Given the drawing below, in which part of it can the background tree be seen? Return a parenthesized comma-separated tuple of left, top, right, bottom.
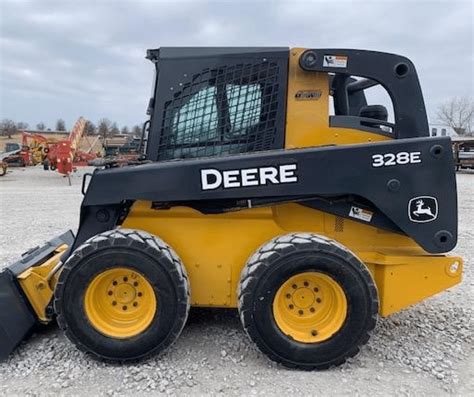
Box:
(436, 96, 474, 136)
(132, 124, 142, 138)
(121, 126, 130, 135)
(56, 119, 66, 131)
(0, 119, 17, 138)
(97, 118, 111, 139)
(16, 121, 29, 131)
(110, 122, 120, 136)
(36, 122, 46, 131)
(84, 121, 97, 135)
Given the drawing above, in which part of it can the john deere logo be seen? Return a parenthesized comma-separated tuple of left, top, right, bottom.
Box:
(408, 196, 438, 223)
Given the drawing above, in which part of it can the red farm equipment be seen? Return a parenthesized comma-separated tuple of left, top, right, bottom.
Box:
(46, 117, 88, 175)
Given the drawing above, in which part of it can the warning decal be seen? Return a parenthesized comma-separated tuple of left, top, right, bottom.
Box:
(323, 55, 348, 68)
(349, 206, 373, 222)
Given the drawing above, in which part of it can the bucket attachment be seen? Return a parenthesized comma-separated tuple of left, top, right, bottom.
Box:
(0, 231, 74, 360)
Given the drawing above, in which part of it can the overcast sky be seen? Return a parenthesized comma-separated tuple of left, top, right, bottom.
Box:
(0, 0, 473, 130)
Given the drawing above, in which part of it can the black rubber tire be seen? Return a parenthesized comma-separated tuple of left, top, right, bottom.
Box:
(238, 232, 378, 370)
(54, 228, 190, 362)
(50, 164, 56, 171)
(43, 159, 49, 171)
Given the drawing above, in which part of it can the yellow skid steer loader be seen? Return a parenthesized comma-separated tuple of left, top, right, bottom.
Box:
(0, 47, 462, 369)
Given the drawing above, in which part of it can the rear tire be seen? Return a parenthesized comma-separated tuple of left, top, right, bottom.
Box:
(238, 232, 378, 370)
(54, 228, 190, 361)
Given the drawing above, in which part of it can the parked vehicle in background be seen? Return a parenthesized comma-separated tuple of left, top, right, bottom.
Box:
(452, 137, 474, 170)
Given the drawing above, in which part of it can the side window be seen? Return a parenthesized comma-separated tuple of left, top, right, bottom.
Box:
(157, 60, 283, 161)
(172, 87, 218, 144)
(432, 128, 437, 136)
(226, 84, 262, 137)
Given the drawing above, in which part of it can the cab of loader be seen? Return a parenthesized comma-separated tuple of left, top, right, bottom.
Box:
(142, 47, 428, 161)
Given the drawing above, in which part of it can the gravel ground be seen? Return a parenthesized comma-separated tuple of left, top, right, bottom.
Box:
(0, 166, 472, 396)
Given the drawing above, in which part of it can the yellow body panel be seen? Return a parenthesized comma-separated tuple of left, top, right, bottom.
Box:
(122, 201, 462, 316)
(17, 245, 67, 322)
(285, 48, 389, 149)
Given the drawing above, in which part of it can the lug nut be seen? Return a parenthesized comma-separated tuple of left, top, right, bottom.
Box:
(286, 293, 291, 299)
(138, 292, 143, 297)
(311, 330, 318, 336)
(133, 281, 139, 287)
(123, 277, 128, 282)
(133, 302, 138, 307)
(289, 304, 294, 309)
(298, 310, 304, 315)
(316, 298, 322, 303)
(112, 281, 118, 286)
(122, 305, 127, 311)
(108, 291, 113, 296)
(292, 284, 297, 289)
(112, 301, 117, 306)
(310, 307, 315, 313)
(313, 287, 319, 292)
(304, 281, 309, 287)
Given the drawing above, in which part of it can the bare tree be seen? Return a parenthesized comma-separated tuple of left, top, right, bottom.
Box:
(0, 119, 17, 138)
(56, 119, 66, 131)
(36, 122, 46, 131)
(436, 96, 474, 135)
(16, 121, 29, 130)
(97, 118, 112, 139)
(132, 124, 142, 138)
(121, 126, 130, 135)
(110, 122, 120, 136)
(84, 121, 97, 135)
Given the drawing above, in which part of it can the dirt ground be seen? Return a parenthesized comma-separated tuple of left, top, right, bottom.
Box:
(0, 166, 472, 396)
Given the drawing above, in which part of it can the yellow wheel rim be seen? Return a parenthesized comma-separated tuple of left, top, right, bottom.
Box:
(273, 272, 347, 343)
(84, 267, 157, 339)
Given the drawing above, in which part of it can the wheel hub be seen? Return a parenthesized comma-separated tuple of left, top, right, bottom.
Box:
(84, 267, 157, 339)
(273, 271, 347, 343)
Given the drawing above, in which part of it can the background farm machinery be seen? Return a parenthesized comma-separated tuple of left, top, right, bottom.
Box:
(1, 117, 100, 176)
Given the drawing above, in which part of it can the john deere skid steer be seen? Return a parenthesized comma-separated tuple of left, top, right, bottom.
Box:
(0, 47, 463, 369)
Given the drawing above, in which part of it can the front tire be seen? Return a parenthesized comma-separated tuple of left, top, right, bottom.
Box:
(238, 233, 378, 370)
(54, 229, 190, 361)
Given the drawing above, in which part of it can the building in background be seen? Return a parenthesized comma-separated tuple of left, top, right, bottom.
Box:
(428, 124, 458, 138)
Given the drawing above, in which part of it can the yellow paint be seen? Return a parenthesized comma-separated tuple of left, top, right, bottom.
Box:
(359, 252, 463, 316)
(122, 201, 462, 316)
(285, 48, 389, 148)
(17, 245, 67, 322)
(273, 272, 347, 342)
(84, 267, 156, 338)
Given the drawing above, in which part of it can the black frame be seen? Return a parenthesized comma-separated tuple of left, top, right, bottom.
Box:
(68, 136, 457, 257)
(300, 49, 430, 139)
(145, 47, 289, 161)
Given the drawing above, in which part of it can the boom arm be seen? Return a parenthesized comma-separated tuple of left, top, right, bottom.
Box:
(70, 137, 457, 257)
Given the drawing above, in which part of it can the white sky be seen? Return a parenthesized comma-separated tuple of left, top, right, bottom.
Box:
(0, 0, 473, 130)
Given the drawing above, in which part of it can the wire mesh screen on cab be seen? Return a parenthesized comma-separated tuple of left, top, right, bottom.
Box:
(157, 61, 281, 160)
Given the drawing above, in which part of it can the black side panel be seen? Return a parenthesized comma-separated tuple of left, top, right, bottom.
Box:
(0, 270, 37, 360)
(78, 136, 457, 255)
(299, 49, 429, 139)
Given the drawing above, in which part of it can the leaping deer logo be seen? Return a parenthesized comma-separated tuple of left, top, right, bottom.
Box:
(408, 196, 438, 223)
(412, 199, 435, 218)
